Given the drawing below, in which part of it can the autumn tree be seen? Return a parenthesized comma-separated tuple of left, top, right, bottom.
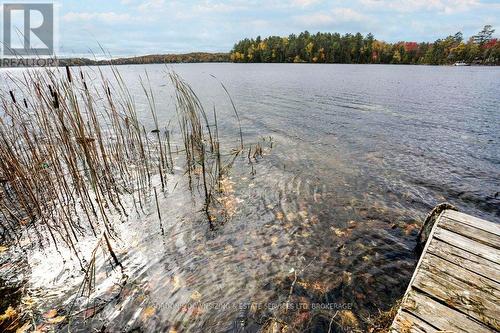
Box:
(230, 26, 499, 65)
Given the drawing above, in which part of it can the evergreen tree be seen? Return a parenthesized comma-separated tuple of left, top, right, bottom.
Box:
(230, 26, 499, 65)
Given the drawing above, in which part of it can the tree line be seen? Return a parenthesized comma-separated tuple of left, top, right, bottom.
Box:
(1, 53, 230, 67)
(61, 52, 230, 66)
(231, 25, 499, 65)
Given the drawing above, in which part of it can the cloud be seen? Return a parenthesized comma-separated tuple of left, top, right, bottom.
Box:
(291, 0, 323, 7)
(194, 2, 249, 13)
(332, 8, 367, 21)
(294, 8, 367, 27)
(63, 12, 132, 23)
(359, 0, 479, 14)
(137, 0, 165, 12)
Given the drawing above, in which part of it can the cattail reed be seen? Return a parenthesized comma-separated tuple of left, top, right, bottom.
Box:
(0, 63, 261, 262)
(0, 64, 161, 254)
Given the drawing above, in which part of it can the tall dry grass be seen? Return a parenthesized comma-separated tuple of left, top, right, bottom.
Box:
(0, 65, 161, 266)
(0, 63, 251, 257)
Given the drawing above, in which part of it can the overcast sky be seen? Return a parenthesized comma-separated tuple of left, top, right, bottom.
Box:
(48, 0, 500, 57)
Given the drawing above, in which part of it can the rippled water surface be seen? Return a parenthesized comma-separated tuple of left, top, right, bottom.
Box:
(1, 64, 499, 332)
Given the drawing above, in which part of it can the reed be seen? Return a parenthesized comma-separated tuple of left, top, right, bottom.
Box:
(0, 63, 262, 259)
(0, 65, 157, 254)
(168, 72, 247, 227)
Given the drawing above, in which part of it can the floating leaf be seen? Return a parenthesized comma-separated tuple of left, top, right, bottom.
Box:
(260, 254, 270, 262)
(172, 276, 182, 291)
(342, 271, 352, 286)
(47, 316, 66, 324)
(141, 306, 155, 321)
(0, 306, 16, 321)
(339, 310, 359, 327)
(190, 291, 202, 301)
(43, 309, 57, 319)
(331, 227, 347, 237)
(292, 311, 311, 326)
(275, 212, 284, 220)
(223, 245, 234, 254)
(296, 279, 329, 293)
(0, 245, 8, 253)
(405, 223, 419, 235)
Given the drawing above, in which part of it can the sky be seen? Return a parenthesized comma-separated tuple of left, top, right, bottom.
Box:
(11, 0, 500, 57)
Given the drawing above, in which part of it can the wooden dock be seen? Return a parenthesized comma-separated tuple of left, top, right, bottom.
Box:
(390, 209, 500, 333)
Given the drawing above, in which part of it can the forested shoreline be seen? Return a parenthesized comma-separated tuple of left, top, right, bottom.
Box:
(0, 52, 230, 67)
(2, 26, 499, 67)
(231, 25, 499, 65)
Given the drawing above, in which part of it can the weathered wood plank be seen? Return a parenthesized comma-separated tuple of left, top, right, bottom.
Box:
(433, 227, 499, 264)
(391, 210, 500, 332)
(390, 310, 437, 333)
(402, 289, 492, 333)
(442, 210, 500, 236)
(440, 216, 500, 249)
(413, 252, 500, 330)
(427, 238, 500, 283)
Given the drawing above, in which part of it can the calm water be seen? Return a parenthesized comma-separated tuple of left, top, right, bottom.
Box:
(1, 64, 499, 332)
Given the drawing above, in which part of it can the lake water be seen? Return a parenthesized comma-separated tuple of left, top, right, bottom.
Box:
(1, 63, 499, 332)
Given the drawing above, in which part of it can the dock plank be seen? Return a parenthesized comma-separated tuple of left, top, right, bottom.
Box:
(402, 289, 491, 333)
(413, 252, 500, 330)
(390, 210, 500, 333)
(426, 239, 500, 283)
(390, 310, 437, 333)
(442, 210, 500, 236)
(433, 227, 499, 263)
(439, 216, 500, 249)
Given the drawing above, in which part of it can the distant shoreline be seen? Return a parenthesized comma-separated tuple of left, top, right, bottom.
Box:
(0, 52, 230, 68)
(1, 52, 498, 68)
